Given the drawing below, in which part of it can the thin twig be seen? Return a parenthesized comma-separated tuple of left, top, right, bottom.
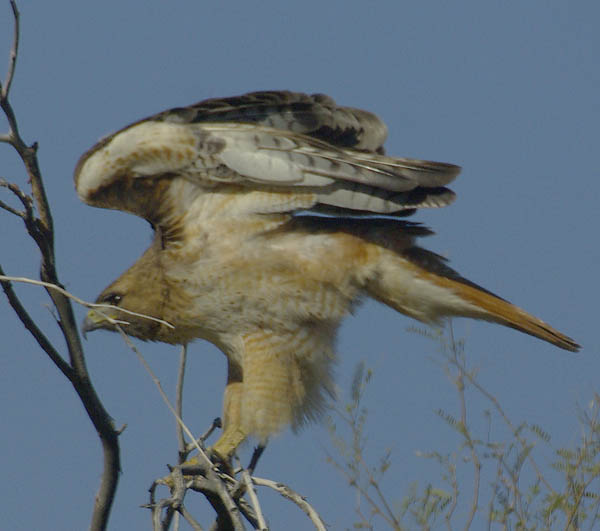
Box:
(0, 197, 24, 217)
(241, 467, 267, 530)
(563, 406, 600, 531)
(116, 328, 245, 530)
(0, 178, 33, 218)
(444, 461, 459, 530)
(0, 264, 73, 378)
(0, 178, 32, 208)
(178, 504, 203, 531)
(116, 328, 205, 458)
(1, 0, 19, 100)
(371, 480, 400, 529)
(158, 344, 190, 531)
(154, 466, 188, 531)
(184, 418, 222, 455)
(0, 274, 174, 329)
(454, 358, 554, 495)
(352, 450, 400, 528)
(1, 5, 121, 528)
(326, 379, 400, 530)
(448, 325, 480, 529)
(252, 476, 327, 531)
(326, 450, 391, 527)
(440, 323, 555, 498)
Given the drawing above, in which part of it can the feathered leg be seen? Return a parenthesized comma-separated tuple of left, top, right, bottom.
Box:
(211, 362, 247, 460)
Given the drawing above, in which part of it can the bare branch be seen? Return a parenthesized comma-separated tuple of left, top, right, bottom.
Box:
(0, 177, 34, 220)
(116, 327, 207, 457)
(0, 0, 20, 143)
(117, 329, 243, 528)
(123, 331, 254, 530)
(0, 197, 24, 217)
(158, 344, 190, 531)
(178, 504, 203, 531)
(150, 466, 189, 531)
(238, 460, 267, 530)
(0, 263, 73, 378)
(132, 327, 326, 528)
(0, 274, 174, 329)
(184, 418, 222, 455)
(0, 177, 33, 207)
(1, 4, 121, 528)
(185, 471, 245, 531)
(1, 0, 19, 99)
(252, 476, 327, 531)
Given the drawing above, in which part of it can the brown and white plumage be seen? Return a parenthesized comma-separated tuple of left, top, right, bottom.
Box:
(75, 91, 579, 458)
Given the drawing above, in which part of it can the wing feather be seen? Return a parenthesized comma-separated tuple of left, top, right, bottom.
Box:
(199, 124, 460, 192)
(153, 90, 389, 152)
(74, 90, 460, 222)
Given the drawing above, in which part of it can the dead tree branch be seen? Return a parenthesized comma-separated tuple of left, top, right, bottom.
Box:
(252, 477, 327, 530)
(2, 5, 327, 529)
(0, 3, 120, 529)
(124, 330, 324, 529)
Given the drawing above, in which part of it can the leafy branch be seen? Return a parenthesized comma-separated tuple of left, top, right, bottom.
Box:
(327, 325, 600, 529)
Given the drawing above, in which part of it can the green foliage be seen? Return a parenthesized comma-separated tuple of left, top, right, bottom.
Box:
(326, 326, 600, 530)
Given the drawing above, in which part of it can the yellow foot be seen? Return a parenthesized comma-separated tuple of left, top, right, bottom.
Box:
(157, 426, 247, 490)
(157, 454, 212, 490)
(210, 425, 247, 461)
(158, 445, 238, 490)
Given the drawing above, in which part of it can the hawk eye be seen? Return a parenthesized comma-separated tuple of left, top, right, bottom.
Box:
(103, 293, 122, 306)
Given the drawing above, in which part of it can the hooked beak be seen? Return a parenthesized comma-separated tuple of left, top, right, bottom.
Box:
(81, 309, 114, 339)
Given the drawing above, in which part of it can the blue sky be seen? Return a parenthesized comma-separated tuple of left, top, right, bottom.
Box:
(1, 1, 598, 529)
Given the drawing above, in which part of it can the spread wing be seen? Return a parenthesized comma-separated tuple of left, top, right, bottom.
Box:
(74, 90, 461, 223)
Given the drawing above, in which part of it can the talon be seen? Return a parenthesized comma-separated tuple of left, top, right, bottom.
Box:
(205, 446, 235, 477)
(158, 455, 205, 490)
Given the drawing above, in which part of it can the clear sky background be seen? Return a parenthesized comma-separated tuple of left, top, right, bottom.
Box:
(1, 1, 598, 529)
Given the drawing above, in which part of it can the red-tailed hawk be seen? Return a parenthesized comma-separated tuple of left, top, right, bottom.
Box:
(75, 91, 579, 460)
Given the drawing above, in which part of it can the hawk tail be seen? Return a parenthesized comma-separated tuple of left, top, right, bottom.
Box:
(433, 275, 579, 351)
(367, 251, 580, 352)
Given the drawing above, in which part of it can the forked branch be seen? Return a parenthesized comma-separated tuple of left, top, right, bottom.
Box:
(129, 335, 325, 529)
(0, 3, 120, 529)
